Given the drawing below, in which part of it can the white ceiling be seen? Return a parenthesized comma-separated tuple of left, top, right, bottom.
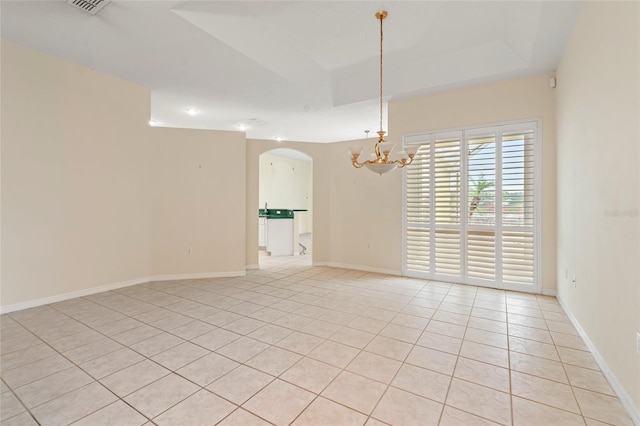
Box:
(1, 1, 582, 142)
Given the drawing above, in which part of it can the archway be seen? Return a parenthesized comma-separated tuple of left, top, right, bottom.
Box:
(258, 148, 313, 268)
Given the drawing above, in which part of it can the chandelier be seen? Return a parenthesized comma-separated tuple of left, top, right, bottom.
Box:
(350, 10, 418, 175)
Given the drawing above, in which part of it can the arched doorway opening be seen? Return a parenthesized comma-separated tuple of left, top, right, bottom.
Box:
(258, 149, 312, 268)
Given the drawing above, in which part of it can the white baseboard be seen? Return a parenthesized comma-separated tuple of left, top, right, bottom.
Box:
(556, 296, 640, 425)
(312, 261, 402, 277)
(0, 270, 247, 314)
(245, 264, 259, 270)
(0, 276, 150, 314)
(149, 271, 246, 281)
(541, 288, 557, 296)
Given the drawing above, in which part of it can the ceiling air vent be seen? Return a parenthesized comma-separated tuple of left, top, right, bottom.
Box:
(67, 0, 110, 15)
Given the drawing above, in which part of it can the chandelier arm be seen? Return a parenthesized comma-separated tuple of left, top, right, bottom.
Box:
(386, 156, 416, 168)
(399, 157, 415, 167)
(351, 158, 366, 168)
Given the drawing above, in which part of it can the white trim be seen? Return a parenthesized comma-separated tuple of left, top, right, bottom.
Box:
(402, 153, 408, 277)
(245, 264, 259, 270)
(0, 276, 150, 314)
(461, 130, 469, 281)
(0, 270, 247, 314)
(533, 118, 543, 295)
(403, 117, 544, 140)
(149, 271, 246, 281)
(541, 288, 557, 296)
(557, 296, 640, 425)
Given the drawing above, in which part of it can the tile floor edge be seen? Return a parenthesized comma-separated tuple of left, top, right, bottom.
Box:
(0, 270, 247, 315)
(313, 262, 403, 277)
(556, 295, 640, 425)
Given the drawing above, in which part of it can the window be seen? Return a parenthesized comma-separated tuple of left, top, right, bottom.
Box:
(403, 121, 539, 292)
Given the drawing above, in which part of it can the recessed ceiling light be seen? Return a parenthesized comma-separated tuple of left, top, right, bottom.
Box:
(149, 119, 158, 126)
(237, 124, 248, 131)
(185, 107, 198, 115)
(275, 136, 284, 142)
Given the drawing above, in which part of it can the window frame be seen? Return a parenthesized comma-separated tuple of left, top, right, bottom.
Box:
(402, 118, 542, 294)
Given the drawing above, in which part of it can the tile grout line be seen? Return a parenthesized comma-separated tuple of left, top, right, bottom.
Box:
(2, 262, 629, 426)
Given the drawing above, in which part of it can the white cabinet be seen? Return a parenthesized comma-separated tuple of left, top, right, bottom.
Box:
(259, 209, 306, 256)
(266, 219, 294, 256)
(258, 217, 267, 249)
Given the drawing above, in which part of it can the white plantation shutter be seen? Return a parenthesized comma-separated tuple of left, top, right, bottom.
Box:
(406, 143, 431, 272)
(501, 128, 536, 285)
(404, 121, 538, 292)
(406, 144, 431, 224)
(467, 132, 497, 282)
(433, 135, 461, 276)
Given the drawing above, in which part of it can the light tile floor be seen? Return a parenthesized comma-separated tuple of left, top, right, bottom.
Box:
(0, 255, 634, 425)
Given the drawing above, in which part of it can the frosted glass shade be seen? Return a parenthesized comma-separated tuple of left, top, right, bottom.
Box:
(404, 145, 419, 156)
(349, 145, 364, 157)
(378, 142, 395, 154)
(364, 162, 399, 175)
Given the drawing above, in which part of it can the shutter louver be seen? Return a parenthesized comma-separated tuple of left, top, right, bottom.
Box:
(435, 229, 460, 276)
(468, 230, 495, 281)
(502, 231, 534, 284)
(406, 227, 430, 272)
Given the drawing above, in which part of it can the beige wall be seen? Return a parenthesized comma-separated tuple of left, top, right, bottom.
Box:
(246, 140, 330, 268)
(389, 73, 558, 291)
(151, 127, 246, 277)
(259, 153, 313, 233)
(1, 40, 152, 307)
(556, 1, 640, 415)
(326, 138, 404, 274)
(1, 41, 249, 310)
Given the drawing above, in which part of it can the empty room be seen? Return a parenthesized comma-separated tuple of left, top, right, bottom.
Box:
(1, 1, 638, 425)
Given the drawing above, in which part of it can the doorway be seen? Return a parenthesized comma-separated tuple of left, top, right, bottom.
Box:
(259, 149, 312, 268)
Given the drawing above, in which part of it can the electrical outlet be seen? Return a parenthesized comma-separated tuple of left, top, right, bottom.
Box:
(636, 332, 640, 354)
(187, 248, 192, 255)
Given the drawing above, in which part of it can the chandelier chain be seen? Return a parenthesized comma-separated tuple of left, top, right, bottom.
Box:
(379, 12, 384, 133)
